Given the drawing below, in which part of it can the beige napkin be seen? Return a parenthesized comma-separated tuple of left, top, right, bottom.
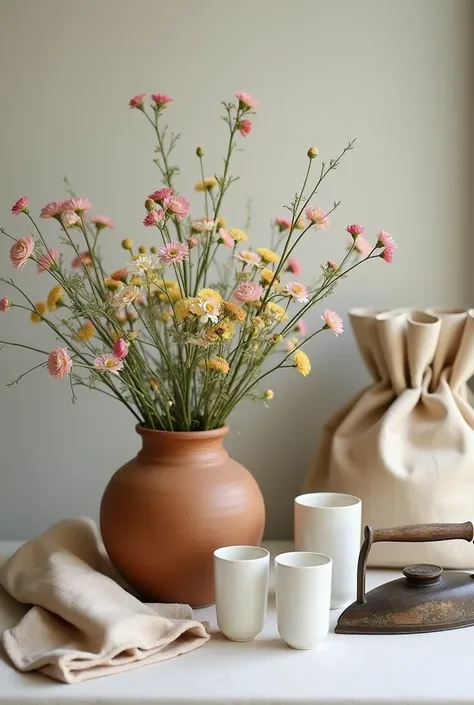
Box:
(0, 517, 210, 683)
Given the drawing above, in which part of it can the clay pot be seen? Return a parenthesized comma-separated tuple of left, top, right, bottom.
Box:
(100, 425, 265, 607)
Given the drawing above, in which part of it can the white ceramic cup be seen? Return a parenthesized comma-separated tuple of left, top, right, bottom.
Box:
(275, 551, 332, 650)
(294, 492, 362, 609)
(213, 545, 269, 641)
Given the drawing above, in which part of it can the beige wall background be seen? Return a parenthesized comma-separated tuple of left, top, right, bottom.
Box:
(0, 0, 472, 540)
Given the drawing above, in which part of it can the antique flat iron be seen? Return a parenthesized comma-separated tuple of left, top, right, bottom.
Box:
(336, 521, 474, 635)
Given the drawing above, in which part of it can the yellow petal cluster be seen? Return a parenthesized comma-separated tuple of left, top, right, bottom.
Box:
(257, 248, 280, 264)
(175, 297, 197, 321)
(229, 228, 248, 243)
(47, 286, 64, 312)
(30, 302, 46, 323)
(206, 356, 230, 374)
(196, 288, 223, 302)
(222, 301, 245, 322)
(206, 320, 235, 342)
(263, 302, 287, 322)
(194, 177, 218, 192)
(260, 268, 280, 287)
(293, 350, 311, 376)
(77, 321, 95, 341)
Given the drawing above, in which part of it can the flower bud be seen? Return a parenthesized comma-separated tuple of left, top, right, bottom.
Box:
(263, 389, 274, 400)
(127, 311, 138, 323)
(150, 246, 158, 254)
(187, 236, 199, 249)
(307, 146, 319, 159)
(196, 146, 204, 158)
(145, 198, 156, 213)
(294, 219, 306, 230)
(138, 245, 147, 254)
(128, 331, 138, 341)
(121, 238, 134, 251)
(271, 334, 283, 345)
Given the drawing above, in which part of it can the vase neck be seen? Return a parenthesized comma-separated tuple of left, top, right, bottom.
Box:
(137, 428, 228, 465)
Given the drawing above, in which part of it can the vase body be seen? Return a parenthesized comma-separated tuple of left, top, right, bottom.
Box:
(100, 425, 265, 607)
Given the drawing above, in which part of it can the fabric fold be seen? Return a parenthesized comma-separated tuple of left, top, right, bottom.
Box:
(305, 307, 474, 569)
(0, 517, 210, 683)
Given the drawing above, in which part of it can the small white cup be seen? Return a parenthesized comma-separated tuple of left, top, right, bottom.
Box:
(294, 492, 362, 609)
(275, 551, 332, 650)
(213, 545, 269, 641)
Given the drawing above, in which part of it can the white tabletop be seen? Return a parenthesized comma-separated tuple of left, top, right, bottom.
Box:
(0, 539, 473, 704)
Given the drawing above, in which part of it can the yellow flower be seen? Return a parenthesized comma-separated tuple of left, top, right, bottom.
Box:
(222, 301, 245, 322)
(30, 302, 46, 323)
(160, 312, 171, 323)
(47, 286, 64, 312)
(194, 177, 218, 192)
(263, 389, 274, 400)
(229, 228, 248, 243)
(159, 288, 181, 303)
(260, 268, 280, 287)
(263, 302, 288, 322)
(293, 350, 311, 376)
(257, 248, 280, 264)
(105, 278, 124, 291)
(121, 238, 134, 250)
(295, 219, 306, 230)
(207, 356, 230, 374)
(175, 297, 197, 321)
(206, 320, 235, 342)
(77, 321, 95, 341)
(196, 288, 222, 302)
(216, 216, 228, 229)
(130, 274, 143, 287)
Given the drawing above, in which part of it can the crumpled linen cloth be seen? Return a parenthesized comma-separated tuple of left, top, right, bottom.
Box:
(0, 517, 210, 683)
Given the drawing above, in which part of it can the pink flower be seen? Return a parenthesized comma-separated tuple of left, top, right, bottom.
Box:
(381, 246, 395, 263)
(346, 224, 364, 238)
(149, 187, 173, 202)
(61, 210, 80, 228)
(305, 206, 329, 229)
(295, 319, 308, 336)
(218, 228, 234, 248)
(91, 214, 114, 230)
(129, 93, 146, 109)
(113, 338, 129, 360)
(187, 236, 200, 249)
(353, 235, 372, 257)
(285, 281, 309, 303)
(40, 201, 67, 219)
(63, 197, 92, 214)
(234, 281, 264, 303)
(163, 194, 190, 220)
(235, 91, 258, 110)
(11, 197, 29, 216)
(143, 209, 164, 227)
(238, 119, 252, 137)
(94, 353, 124, 375)
(72, 251, 93, 268)
(377, 230, 398, 249)
(9, 235, 34, 270)
(37, 248, 59, 273)
(47, 347, 72, 380)
(286, 256, 302, 276)
(275, 217, 292, 232)
(321, 308, 344, 337)
(151, 93, 173, 107)
(0, 297, 11, 313)
(158, 240, 189, 265)
(327, 259, 338, 269)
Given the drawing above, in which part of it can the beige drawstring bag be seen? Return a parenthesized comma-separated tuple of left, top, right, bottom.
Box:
(304, 307, 474, 569)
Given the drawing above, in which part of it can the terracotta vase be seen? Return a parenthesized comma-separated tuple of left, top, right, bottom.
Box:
(100, 425, 265, 608)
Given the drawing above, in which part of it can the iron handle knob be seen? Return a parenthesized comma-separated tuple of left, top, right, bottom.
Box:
(356, 522, 474, 604)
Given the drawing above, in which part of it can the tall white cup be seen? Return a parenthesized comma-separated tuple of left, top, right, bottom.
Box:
(213, 545, 269, 641)
(294, 492, 362, 609)
(275, 551, 332, 650)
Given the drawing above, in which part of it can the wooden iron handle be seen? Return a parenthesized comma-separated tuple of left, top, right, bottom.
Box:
(356, 522, 474, 604)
